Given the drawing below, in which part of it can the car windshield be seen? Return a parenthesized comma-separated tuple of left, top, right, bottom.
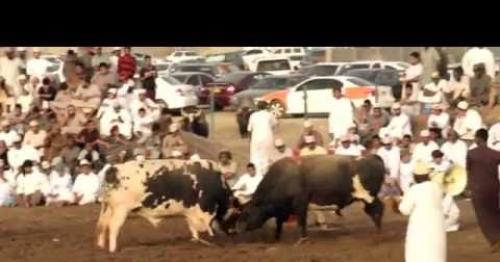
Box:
(171, 74, 188, 83)
(308, 65, 338, 76)
(185, 52, 198, 56)
(161, 76, 182, 85)
(256, 60, 290, 72)
(348, 77, 375, 86)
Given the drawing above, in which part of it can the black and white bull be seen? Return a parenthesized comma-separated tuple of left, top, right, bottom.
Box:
(96, 159, 233, 252)
(235, 155, 386, 242)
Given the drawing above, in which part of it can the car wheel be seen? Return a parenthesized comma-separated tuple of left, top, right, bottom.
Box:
(269, 100, 286, 118)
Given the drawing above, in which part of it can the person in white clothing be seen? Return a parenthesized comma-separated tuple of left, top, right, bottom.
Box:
(336, 134, 362, 157)
(129, 89, 160, 121)
(0, 120, 19, 148)
(72, 159, 100, 206)
(462, 47, 496, 78)
(440, 130, 468, 168)
(270, 138, 293, 164)
(16, 87, 35, 114)
(453, 101, 483, 142)
(398, 161, 446, 262)
(399, 150, 414, 194)
(22, 120, 47, 153)
(44, 161, 74, 206)
(0, 161, 16, 206)
(386, 103, 412, 141)
(0, 48, 23, 97)
(442, 193, 460, 232)
(427, 104, 450, 139)
(26, 48, 49, 80)
(133, 108, 154, 142)
(377, 137, 401, 206)
(328, 86, 354, 142)
(418, 72, 445, 114)
(401, 52, 423, 100)
(8, 135, 40, 172)
(443, 67, 469, 106)
(247, 101, 277, 176)
(99, 101, 132, 139)
(97, 88, 119, 119)
(231, 163, 263, 205)
(412, 130, 439, 163)
(488, 120, 500, 151)
(109, 47, 121, 74)
(16, 160, 50, 207)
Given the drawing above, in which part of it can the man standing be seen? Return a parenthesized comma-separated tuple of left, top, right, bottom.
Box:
(399, 161, 446, 262)
(328, 86, 354, 143)
(420, 47, 441, 86)
(466, 129, 500, 252)
(139, 55, 157, 100)
(26, 47, 48, 80)
(118, 47, 136, 82)
(462, 47, 496, 79)
(0, 48, 23, 97)
(109, 47, 121, 75)
(247, 100, 276, 176)
(91, 47, 110, 70)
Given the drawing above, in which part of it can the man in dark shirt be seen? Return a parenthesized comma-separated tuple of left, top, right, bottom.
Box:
(139, 55, 156, 100)
(38, 77, 57, 102)
(469, 63, 492, 107)
(466, 129, 500, 252)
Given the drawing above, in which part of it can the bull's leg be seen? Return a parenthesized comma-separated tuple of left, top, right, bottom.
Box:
(96, 205, 112, 249)
(293, 196, 309, 246)
(108, 208, 128, 253)
(274, 216, 285, 240)
(186, 217, 215, 247)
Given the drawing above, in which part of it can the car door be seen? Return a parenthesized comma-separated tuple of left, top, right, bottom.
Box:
(287, 78, 342, 114)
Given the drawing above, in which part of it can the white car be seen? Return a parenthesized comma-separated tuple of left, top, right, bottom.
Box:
(154, 75, 198, 110)
(249, 57, 293, 76)
(298, 62, 349, 76)
(338, 60, 410, 75)
(166, 51, 204, 64)
(272, 47, 306, 70)
(260, 76, 377, 117)
(153, 61, 174, 75)
(241, 48, 273, 69)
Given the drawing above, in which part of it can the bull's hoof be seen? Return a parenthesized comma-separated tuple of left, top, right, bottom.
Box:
(294, 237, 309, 246)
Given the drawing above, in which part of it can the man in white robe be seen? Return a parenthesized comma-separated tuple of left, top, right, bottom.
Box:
(462, 47, 496, 78)
(231, 163, 263, 205)
(129, 89, 160, 121)
(0, 120, 19, 148)
(336, 135, 363, 157)
(26, 47, 49, 80)
(453, 101, 483, 142)
(412, 130, 439, 163)
(386, 103, 412, 141)
(96, 88, 119, 119)
(133, 108, 154, 142)
(399, 161, 446, 262)
(247, 101, 277, 176)
(44, 161, 74, 206)
(72, 159, 100, 206)
(427, 104, 450, 138)
(99, 101, 132, 139)
(488, 120, 500, 151)
(440, 129, 468, 168)
(7, 135, 40, 172)
(328, 86, 354, 143)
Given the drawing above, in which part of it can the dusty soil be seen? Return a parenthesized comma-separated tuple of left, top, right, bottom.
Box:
(1, 112, 499, 262)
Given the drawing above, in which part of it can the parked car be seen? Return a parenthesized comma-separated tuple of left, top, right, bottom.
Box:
(154, 75, 198, 110)
(272, 47, 306, 70)
(259, 76, 377, 117)
(249, 57, 293, 75)
(170, 72, 215, 99)
(201, 72, 270, 110)
(230, 74, 308, 108)
(337, 60, 410, 75)
(343, 68, 399, 106)
(170, 62, 240, 78)
(154, 61, 174, 75)
(297, 62, 348, 76)
(241, 48, 273, 69)
(166, 51, 205, 63)
(206, 51, 245, 70)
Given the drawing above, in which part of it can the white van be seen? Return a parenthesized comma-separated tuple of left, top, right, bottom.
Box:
(250, 57, 293, 76)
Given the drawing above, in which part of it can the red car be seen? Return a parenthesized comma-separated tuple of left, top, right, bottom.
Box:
(201, 71, 270, 110)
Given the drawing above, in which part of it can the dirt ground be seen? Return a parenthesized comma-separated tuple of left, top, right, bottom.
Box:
(1, 112, 499, 262)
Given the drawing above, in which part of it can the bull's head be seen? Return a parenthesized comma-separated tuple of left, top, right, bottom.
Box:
(235, 205, 273, 233)
(363, 197, 384, 231)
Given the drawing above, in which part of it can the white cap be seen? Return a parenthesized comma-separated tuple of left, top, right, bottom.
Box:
(79, 159, 91, 166)
(41, 161, 51, 169)
(42, 101, 50, 109)
(391, 102, 401, 110)
(340, 134, 351, 142)
(420, 129, 430, 137)
(112, 47, 121, 51)
(457, 101, 468, 110)
(303, 121, 313, 128)
(169, 123, 179, 133)
(107, 88, 117, 95)
(274, 138, 285, 147)
(29, 120, 38, 127)
(16, 47, 26, 52)
(32, 47, 41, 53)
(172, 150, 183, 158)
(190, 154, 201, 162)
(304, 135, 316, 143)
(381, 136, 393, 144)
